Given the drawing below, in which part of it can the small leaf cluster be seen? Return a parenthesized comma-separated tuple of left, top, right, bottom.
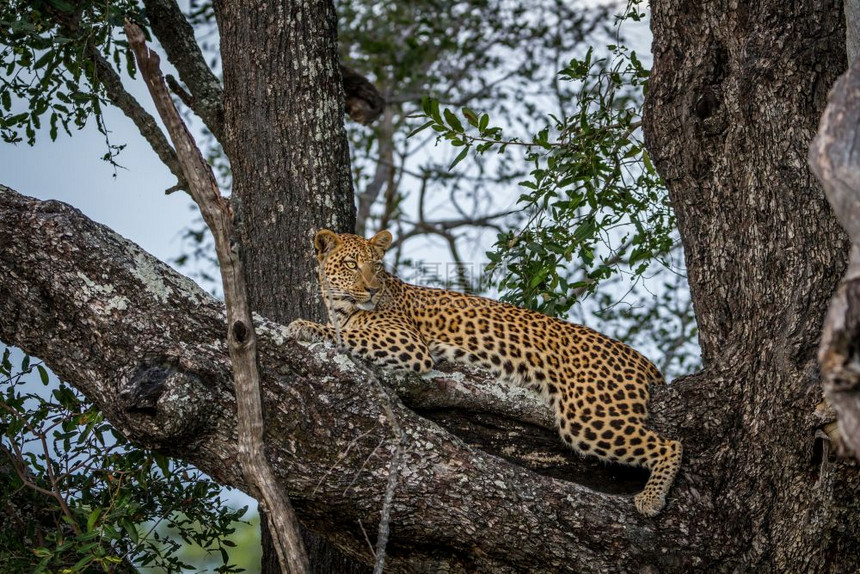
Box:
(0, 0, 141, 160)
(412, 99, 501, 170)
(0, 347, 246, 573)
(412, 43, 674, 316)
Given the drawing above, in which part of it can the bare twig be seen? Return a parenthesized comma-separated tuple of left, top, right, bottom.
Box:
(124, 21, 308, 572)
(87, 48, 187, 193)
(0, 405, 80, 534)
(345, 437, 387, 494)
(312, 427, 377, 496)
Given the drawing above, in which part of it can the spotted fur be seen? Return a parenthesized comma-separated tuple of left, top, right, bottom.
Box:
(286, 229, 682, 516)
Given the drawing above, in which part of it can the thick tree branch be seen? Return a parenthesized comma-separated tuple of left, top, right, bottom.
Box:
(809, 58, 860, 458)
(0, 185, 729, 572)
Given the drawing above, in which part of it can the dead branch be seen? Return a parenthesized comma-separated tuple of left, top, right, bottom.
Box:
(123, 21, 308, 572)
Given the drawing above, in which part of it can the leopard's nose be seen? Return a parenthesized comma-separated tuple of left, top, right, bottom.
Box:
(366, 287, 379, 296)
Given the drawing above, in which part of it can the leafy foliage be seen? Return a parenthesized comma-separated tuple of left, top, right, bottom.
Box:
(0, 347, 246, 573)
(413, 42, 674, 318)
(0, 0, 142, 163)
(337, 0, 612, 232)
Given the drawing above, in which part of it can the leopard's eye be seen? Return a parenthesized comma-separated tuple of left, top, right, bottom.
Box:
(344, 260, 358, 270)
(374, 262, 383, 271)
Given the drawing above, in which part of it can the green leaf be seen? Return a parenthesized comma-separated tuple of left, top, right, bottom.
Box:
(407, 120, 434, 138)
(47, 0, 76, 11)
(153, 452, 171, 476)
(462, 107, 478, 127)
(33, 51, 53, 70)
(429, 98, 442, 124)
(121, 519, 139, 544)
(443, 108, 463, 132)
(36, 364, 50, 385)
(71, 554, 96, 572)
(49, 112, 58, 141)
(449, 147, 469, 170)
(1, 347, 10, 374)
(642, 150, 656, 174)
(527, 269, 548, 289)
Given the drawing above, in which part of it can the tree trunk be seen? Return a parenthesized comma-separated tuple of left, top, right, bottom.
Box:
(643, 0, 860, 569)
(215, 0, 355, 322)
(215, 0, 360, 571)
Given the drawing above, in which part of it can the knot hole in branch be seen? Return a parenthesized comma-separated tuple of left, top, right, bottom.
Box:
(118, 357, 217, 450)
(233, 320, 249, 344)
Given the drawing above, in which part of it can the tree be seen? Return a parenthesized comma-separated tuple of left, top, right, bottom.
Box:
(3, 1, 860, 574)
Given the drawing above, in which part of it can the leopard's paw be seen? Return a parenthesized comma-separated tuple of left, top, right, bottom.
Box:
(285, 319, 325, 342)
(634, 490, 665, 517)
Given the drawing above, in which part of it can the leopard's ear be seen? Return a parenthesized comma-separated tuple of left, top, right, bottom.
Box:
(314, 229, 341, 261)
(369, 230, 393, 254)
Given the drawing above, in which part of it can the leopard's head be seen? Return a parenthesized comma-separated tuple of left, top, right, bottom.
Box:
(313, 229, 392, 312)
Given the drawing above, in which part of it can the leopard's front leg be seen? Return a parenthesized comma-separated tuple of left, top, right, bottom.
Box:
(286, 318, 433, 374)
(285, 319, 337, 343)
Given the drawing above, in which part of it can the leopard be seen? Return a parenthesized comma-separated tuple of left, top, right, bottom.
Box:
(286, 229, 682, 517)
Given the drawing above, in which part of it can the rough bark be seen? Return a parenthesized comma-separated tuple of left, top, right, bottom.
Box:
(643, 0, 860, 570)
(810, 59, 860, 458)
